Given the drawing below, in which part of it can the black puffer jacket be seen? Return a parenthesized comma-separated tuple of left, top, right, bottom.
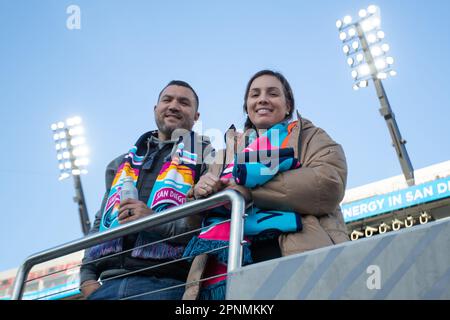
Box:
(80, 131, 211, 284)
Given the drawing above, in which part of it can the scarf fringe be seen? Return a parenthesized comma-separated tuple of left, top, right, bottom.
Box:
(183, 236, 253, 265)
(88, 238, 123, 259)
(131, 233, 185, 259)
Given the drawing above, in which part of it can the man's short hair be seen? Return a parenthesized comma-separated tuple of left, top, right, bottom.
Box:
(158, 80, 199, 111)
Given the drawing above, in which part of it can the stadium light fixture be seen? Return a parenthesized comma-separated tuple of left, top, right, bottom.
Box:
(404, 215, 414, 228)
(364, 226, 377, 238)
(51, 116, 91, 235)
(378, 222, 390, 234)
(391, 219, 404, 231)
(350, 230, 364, 241)
(336, 5, 415, 187)
(419, 212, 430, 224)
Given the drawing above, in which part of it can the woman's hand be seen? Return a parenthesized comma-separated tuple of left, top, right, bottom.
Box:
(118, 199, 153, 224)
(193, 173, 229, 199)
(223, 179, 252, 207)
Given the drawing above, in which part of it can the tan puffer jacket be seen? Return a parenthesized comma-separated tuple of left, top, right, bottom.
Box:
(183, 115, 349, 299)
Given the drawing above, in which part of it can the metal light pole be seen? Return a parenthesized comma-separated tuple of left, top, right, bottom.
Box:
(336, 5, 415, 186)
(51, 117, 91, 235)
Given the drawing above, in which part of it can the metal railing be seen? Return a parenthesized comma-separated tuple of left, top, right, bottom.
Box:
(11, 189, 246, 300)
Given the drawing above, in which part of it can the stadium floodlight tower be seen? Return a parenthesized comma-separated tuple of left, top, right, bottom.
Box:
(336, 5, 415, 186)
(51, 116, 91, 235)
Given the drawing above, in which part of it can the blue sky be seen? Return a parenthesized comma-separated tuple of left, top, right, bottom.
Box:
(1, 0, 449, 272)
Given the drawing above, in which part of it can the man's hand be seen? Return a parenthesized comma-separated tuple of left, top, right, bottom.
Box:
(193, 173, 229, 199)
(80, 280, 100, 299)
(118, 199, 153, 224)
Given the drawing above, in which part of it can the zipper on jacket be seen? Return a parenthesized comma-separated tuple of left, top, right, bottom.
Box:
(136, 138, 157, 192)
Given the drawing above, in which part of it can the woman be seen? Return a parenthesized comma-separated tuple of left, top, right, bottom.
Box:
(183, 70, 349, 300)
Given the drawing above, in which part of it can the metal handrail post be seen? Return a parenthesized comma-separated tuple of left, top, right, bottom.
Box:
(11, 189, 245, 300)
(227, 191, 246, 273)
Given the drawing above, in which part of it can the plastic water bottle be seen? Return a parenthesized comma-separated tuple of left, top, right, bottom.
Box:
(121, 177, 138, 201)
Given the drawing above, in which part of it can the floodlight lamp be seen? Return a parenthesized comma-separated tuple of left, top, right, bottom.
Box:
(59, 172, 70, 181)
(339, 32, 347, 41)
(74, 158, 89, 167)
(359, 9, 367, 18)
(377, 72, 388, 80)
(61, 141, 68, 149)
(358, 64, 370, 76)
(343, 45, 350, 54)
(377, 31, 385, 39)
(53, 133, 60, 141)
(347, 57, 354, 66)
(336, 19, 343, 29)
(73, 146, 89, 157)
(389, 70, 397, 77)
(356, 53, 364, 62)
(69, 126, 84, 137)
(351, 70, 358, 79)
(64, 161, 72, 169)
(359, 80, 368, 88)
(66, 118, 75, 126)
(381, 44, 390, 52)
(67, 116, 81, 126)
(352, 84, 360, 91)
(343, 15, 352, 24)
(367, 34, 377, 43)
(361, 20, 374, 32)
(51, 124, 58, 131)
(71, 137, 86, 146)
(58, 164, 64, 170)
(348, 28, 356, 37)
(372, 17, 381, 28)
(352, 41, 359, 50)
(375, 58, 387, 70)
(371, 46, 382, 57)
(386, 57, 394, 65)
(367, 5, 378, 14)
(57, 122, 65, 129)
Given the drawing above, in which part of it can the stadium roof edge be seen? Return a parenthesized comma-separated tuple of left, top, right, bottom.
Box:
(342, 160, 450, 204)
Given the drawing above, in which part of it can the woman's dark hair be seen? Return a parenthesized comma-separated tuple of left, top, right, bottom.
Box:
(243, 70, 295, 130)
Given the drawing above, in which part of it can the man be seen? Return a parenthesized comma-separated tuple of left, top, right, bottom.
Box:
(80, 80, 211, 300)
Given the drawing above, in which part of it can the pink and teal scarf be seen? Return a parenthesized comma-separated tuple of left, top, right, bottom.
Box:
(183, 122, 302, 300)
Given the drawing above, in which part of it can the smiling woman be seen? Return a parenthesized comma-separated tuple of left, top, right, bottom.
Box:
(243, 71, 294, 131)
(182, 69, 349, 300)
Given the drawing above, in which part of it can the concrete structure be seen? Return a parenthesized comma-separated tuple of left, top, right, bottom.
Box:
(227, 217, 450, 299)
